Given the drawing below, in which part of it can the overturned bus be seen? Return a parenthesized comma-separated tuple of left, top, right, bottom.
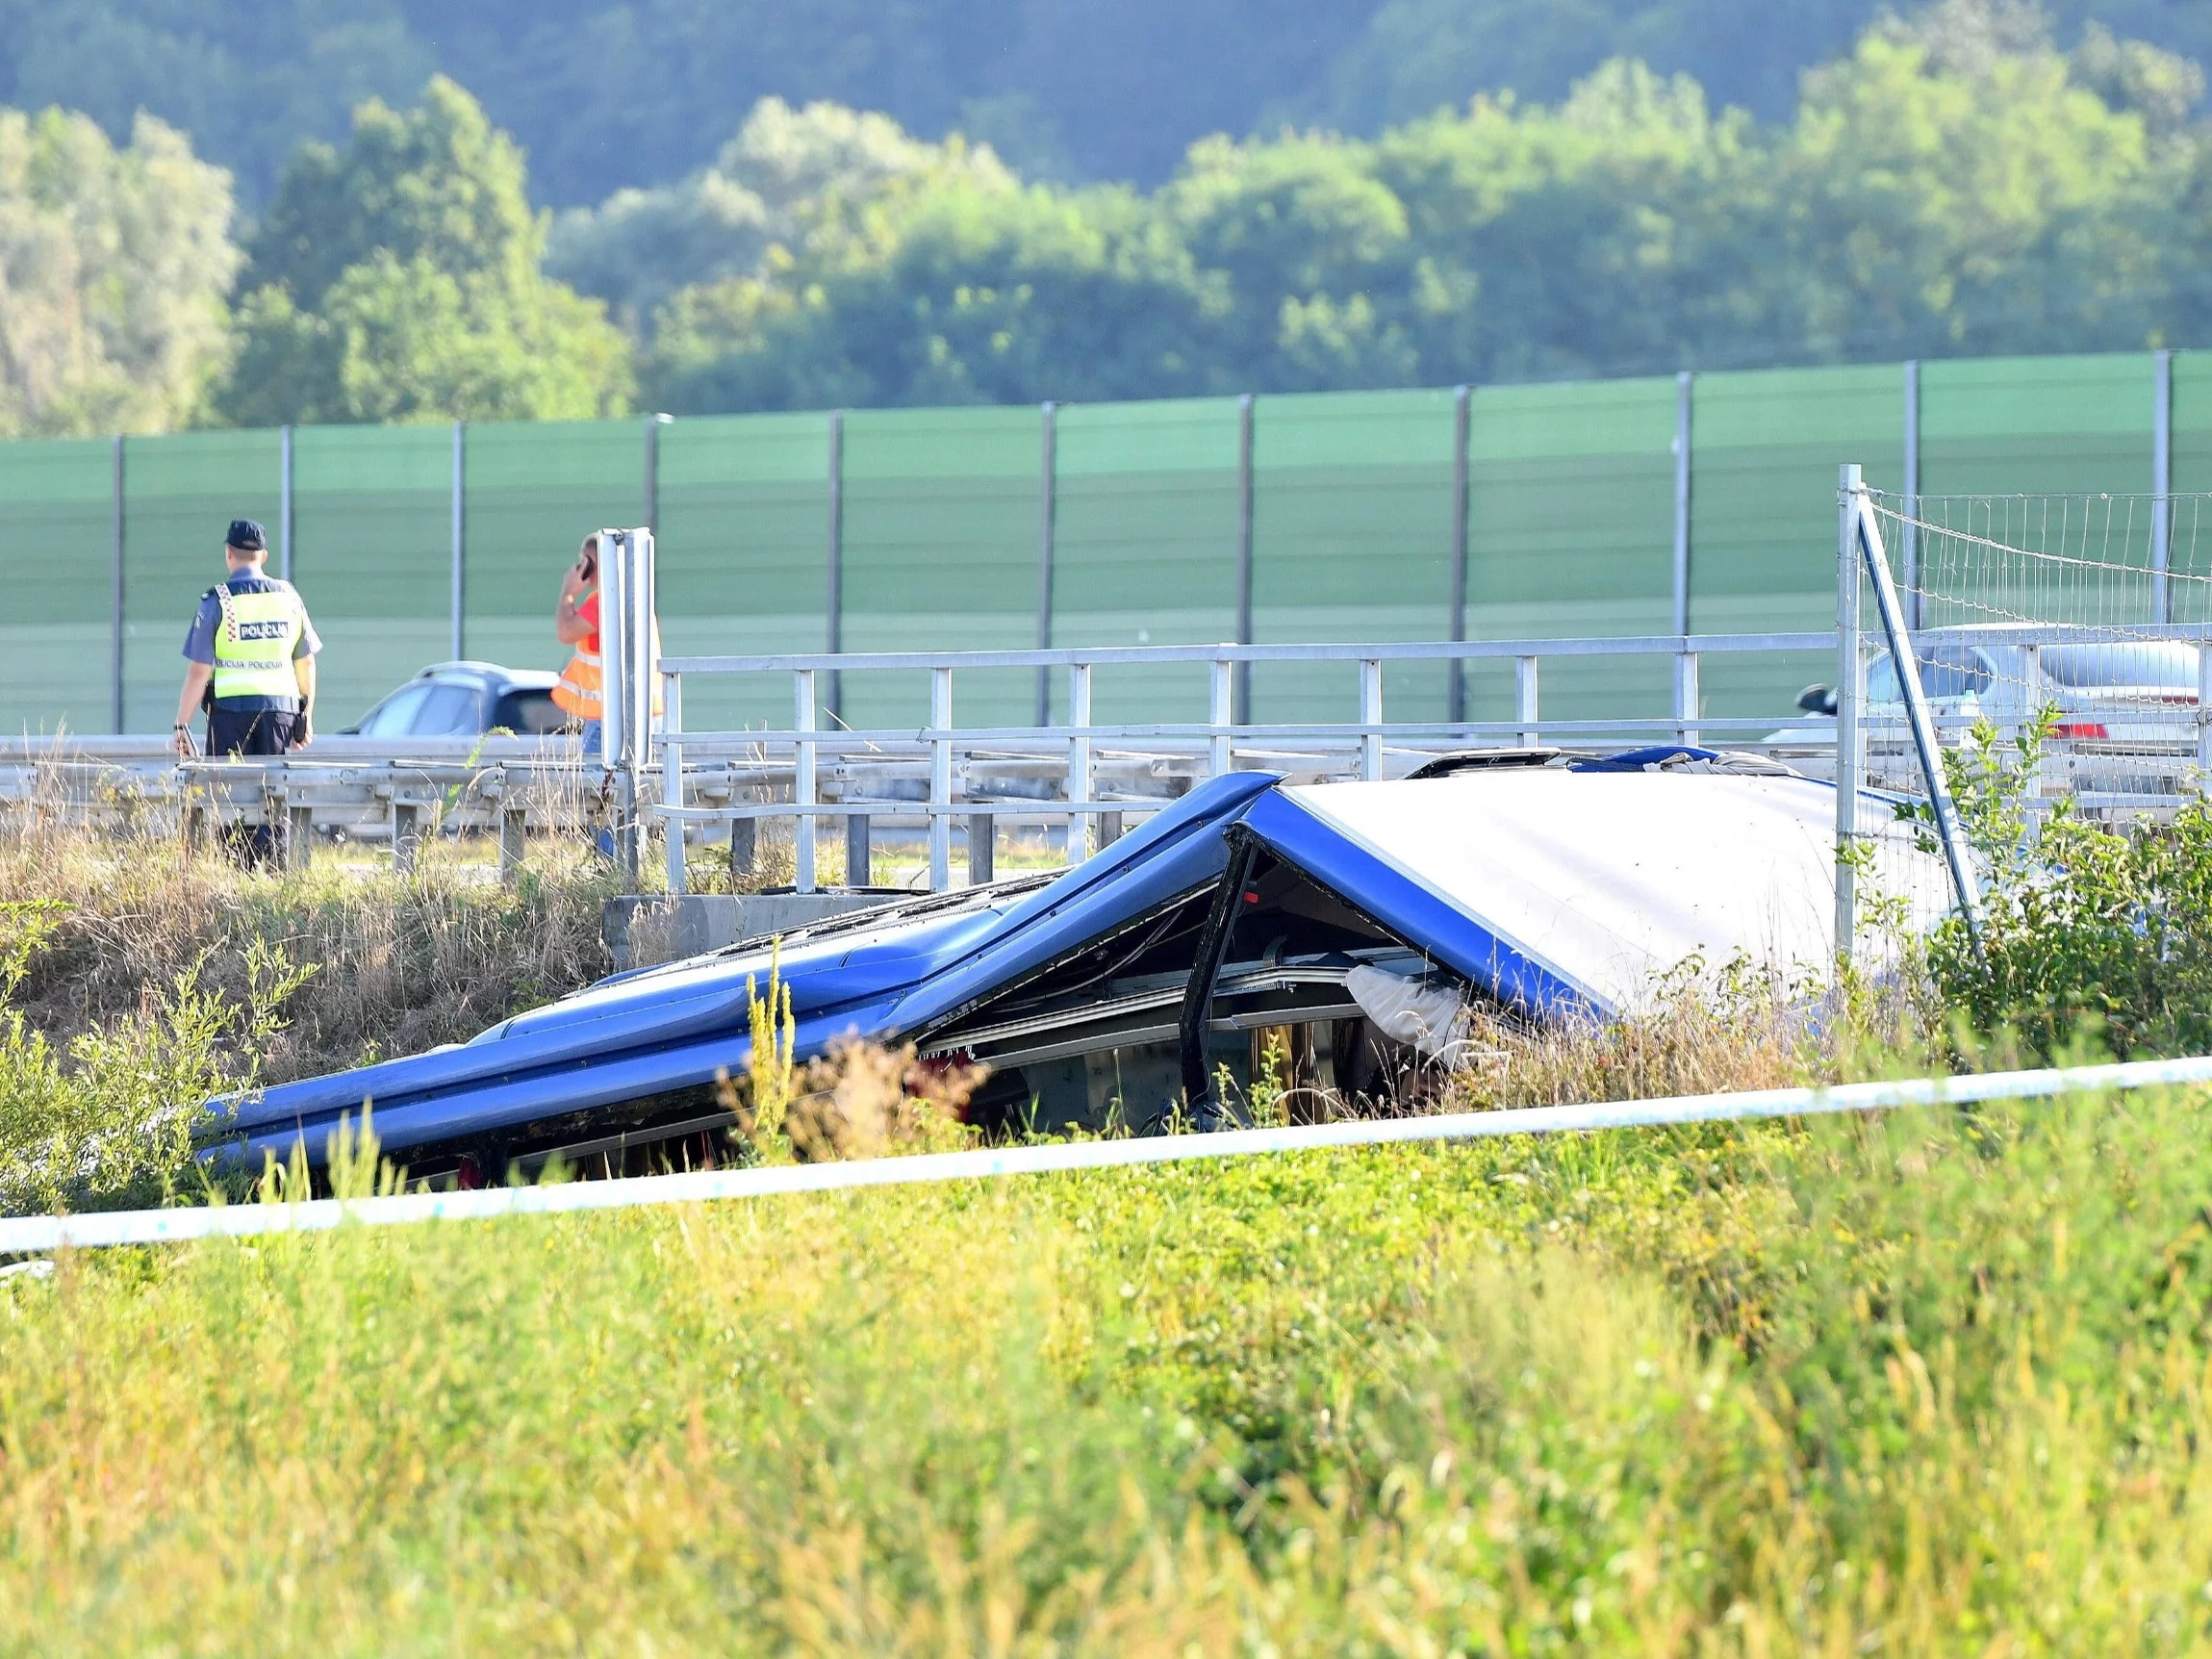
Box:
(205, 748, 1949, 1180)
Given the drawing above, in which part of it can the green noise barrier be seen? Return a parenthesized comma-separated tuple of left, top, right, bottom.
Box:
(0, 348, 2199, 737)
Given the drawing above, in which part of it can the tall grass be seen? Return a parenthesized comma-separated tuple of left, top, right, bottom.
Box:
(0, 816, 618, 1081)
(0, 1086, 2209, 1650)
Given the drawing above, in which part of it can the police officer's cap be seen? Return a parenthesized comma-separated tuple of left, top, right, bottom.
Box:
(225, 519, 267, 552)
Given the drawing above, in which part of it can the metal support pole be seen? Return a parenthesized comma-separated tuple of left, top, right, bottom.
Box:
(846, 815, 871, 887)
(499, 805, 528, 886)
(626, 528, 655, 889)
(1672, 370, 1692, 637)
(1856, 495, 1983, 945)
(1035, 401, 1056, 725)
(278, 424, 294, 583)
(1359, 658, 1384, 780)
(645, 413, 669, 534)
(110, 436, 124, 735)
(966, 812, 994, 885)
(928, 665, 953, 891)
(1448, 384, 1471, 726)
(392, 802, 423, 879)
(598, 526, 648, 887)
(1066, 661, 1093, 866)
(1673, 651, 1700, 747)
(449, 422, 466, 661)
(1836, 465, 1864, 963)
(826, 410, 845, 723)
(730, 816, 757, 883)
(1902, 361, 1921, 631)
(661, 672, 685, 897)
(2154, 348, 2174, 624)
(1233, 393, 1255, 725)
(598, 527, 627, 782)
(1208, 655, 1233, 778)
(2199, 644, 2212, 778)
(1515, 656, 1538, 748)
(1178, 832, 1258, 1114)
(794, 668, 818, 894)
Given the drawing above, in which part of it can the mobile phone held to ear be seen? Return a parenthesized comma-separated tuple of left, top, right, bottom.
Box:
(578, 548, 597, 583)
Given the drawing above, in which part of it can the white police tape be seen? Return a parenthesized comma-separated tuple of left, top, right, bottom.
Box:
(9, 1052, 2212, 1254)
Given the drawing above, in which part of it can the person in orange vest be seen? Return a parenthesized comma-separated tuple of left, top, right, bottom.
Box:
(550, 532, 663, 759)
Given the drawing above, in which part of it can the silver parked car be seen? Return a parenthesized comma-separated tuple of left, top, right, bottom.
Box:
(1784, 624, 2203, 790)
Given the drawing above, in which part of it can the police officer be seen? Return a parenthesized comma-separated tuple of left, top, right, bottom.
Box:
(171, 520, 322, 860)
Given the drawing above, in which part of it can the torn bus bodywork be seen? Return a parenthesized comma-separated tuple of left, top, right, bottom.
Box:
(204, 751, 1948, 1178)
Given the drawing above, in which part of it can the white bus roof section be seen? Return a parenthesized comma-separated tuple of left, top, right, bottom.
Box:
(1279, 771, 1950, 1017)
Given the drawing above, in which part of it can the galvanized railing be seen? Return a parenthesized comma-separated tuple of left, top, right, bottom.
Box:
(653, 633, 1842, 895)
(17, 623, 2212, 893)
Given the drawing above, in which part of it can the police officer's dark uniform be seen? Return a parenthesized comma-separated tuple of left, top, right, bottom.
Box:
(176, 519, 322, 863)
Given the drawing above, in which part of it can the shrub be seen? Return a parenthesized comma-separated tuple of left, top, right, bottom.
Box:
(1920, 717, 2212, 1058)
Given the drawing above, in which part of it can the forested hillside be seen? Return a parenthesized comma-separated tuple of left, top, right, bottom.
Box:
(0, 0, 2208, 430)
(4, 0, 2210, 204)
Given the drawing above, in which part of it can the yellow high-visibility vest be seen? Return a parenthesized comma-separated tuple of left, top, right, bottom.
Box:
(211, 583, 305, 702)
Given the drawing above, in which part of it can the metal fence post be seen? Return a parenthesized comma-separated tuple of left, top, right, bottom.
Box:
(110, 436, 124, 735)
(1035, 400, 1056, 725)
(1448, 384, 1471, 726)
(645, 412, 669, 534)
(1902, 361, 1920, 632)
(1836, 465, 1864, 962)
(1360, 658, 1384, 780)
(1067, 661, 1093, 866)
(499, 804, 528, 886)
(662, 671, 685, 897)
(2154, 347, 2174, 625)
(449, 422, 466, 661)
(2198, 644, 2212, 779)
(392, 801, 423, 878)
(278, 424, 294, 582)
(1209, 654, 1233, 778)
(794, 668, 818, 893)
(1855, 492, 1983, 945)
(1672, 370, 1693, 637)
(967, 812, 994, 884)
(1516, 656, 1538, 747)
(929, 665, 953, 891)
(846, 814, 870, 888)
(598, 528, 636, 884)
(1674, 651, 1700, 748)
(1234, 394, 1255, 725)
(627, 528, 656, 889)
(826, 410, 845, 723)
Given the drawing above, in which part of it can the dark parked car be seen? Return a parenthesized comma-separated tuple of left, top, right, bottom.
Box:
(343, 663, 567, 739)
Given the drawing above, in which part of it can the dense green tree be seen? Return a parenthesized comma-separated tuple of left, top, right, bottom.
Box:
(548, 99, 1019, 335)
(1307, 0, 1874, 131)
(0, 107, 236, 436)
(13, 0, 2212, 209)
(214, 78, 629, 425)
(0, 0, 431, 206)
(646, 182, 1226, 410)
(631, 1, 2212, 408)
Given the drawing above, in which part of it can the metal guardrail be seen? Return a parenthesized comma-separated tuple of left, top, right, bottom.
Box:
(651, 633, 1845, 895)
(13, 625, 2211, 891)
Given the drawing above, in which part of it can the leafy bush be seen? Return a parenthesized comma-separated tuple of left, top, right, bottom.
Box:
(0, 901, 307, 1213)
(1920, 718, 2212, 1058)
